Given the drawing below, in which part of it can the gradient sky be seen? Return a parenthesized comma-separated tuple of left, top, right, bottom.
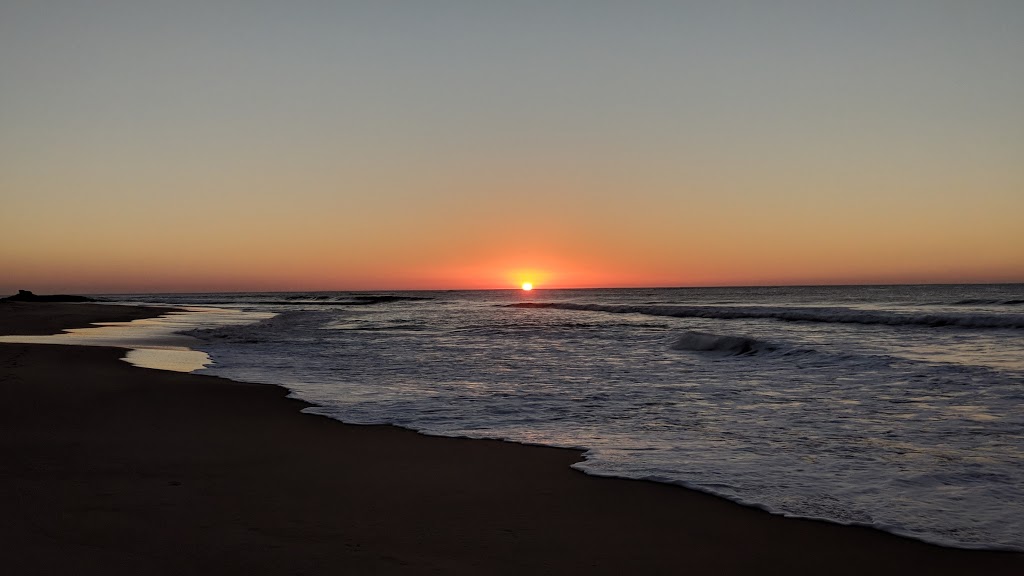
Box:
(2, 1, 1022, 292)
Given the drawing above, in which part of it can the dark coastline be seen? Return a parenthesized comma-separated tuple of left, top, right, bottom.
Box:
(1, 303, 1021, 574)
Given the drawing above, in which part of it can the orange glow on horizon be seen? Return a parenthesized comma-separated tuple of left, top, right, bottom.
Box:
(3, 239, 1024, 294)
(521, 282, 533, 291)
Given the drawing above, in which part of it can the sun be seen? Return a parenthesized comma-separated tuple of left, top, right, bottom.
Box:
(521, 282, 533, 291)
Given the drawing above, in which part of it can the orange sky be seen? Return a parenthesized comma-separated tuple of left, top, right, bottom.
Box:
(2, 2, 1022, 294)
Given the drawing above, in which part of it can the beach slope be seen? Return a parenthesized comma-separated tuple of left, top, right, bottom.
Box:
(1, 303, 1021, 574)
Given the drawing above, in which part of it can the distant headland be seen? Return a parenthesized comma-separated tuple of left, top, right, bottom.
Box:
(1, 290, 97, 303)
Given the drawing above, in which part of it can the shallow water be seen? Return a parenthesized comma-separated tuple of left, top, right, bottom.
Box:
(0, 307, 270, 372)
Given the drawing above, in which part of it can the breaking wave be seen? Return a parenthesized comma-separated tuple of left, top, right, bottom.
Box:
(282, 294, 432, 304)
(184, 311, 329, 343)
(670, 331, 774, 356)
(508, 302, 1024, 329)
(948, 298, 1024, 306)
(255, 294, 433, 306)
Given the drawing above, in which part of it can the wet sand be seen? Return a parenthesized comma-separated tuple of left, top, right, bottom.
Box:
(0, 301, 177, 336)
(1, 303, 1021, 574)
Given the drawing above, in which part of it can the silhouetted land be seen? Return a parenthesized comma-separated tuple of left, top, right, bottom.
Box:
(1, 289, 98, 303)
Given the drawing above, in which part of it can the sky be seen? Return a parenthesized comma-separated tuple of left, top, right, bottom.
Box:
(1, 1, 1022, 293)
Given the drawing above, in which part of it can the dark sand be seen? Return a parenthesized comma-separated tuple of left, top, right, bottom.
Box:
(1, 303, 1021, 574)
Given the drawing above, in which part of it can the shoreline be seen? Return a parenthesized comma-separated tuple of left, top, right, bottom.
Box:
(0, 301, 180, 336)
(1, 303, 1022, 574)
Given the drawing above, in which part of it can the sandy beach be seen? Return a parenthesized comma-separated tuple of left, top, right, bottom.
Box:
(1, 302, 1021, 575)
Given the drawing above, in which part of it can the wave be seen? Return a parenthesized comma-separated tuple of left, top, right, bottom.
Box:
(172, 296, 433, 306)
(507, 302, 1024, 329)
(279, 294, 433, 305)
(948, 298, 1024, 306)
(185, 311, 332, 343)
(670, 331, 775, 356)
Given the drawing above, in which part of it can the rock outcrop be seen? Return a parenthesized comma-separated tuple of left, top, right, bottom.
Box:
(1, 290, 97, 303)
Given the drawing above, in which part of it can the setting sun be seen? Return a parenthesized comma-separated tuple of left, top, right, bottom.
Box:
(521, 282, 533, 291)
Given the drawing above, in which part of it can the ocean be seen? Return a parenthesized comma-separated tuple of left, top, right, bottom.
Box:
(107, 284, 1023, 550)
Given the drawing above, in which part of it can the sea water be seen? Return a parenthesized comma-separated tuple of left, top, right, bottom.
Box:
(110, 285, 1024, 550)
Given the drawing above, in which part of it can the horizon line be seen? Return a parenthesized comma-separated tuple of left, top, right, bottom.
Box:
(9, 280, 1023, 297)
